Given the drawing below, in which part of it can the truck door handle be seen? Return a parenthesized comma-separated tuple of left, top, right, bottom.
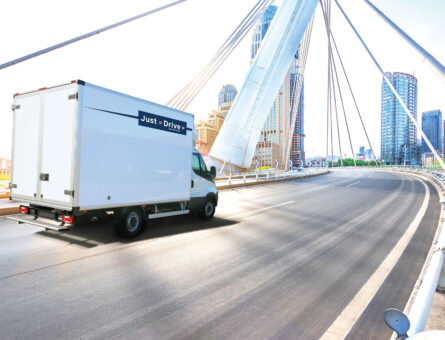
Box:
(191, 180, 194, 188)
(40, 173, 49, 181)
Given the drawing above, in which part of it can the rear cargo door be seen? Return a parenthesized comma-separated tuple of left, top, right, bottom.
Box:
(10, 95, 41, 199)
(38, 86, 77, 204)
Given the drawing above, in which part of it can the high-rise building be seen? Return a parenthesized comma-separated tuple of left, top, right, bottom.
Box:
(290, 72, 305, 167)
(218, 85, 237, 114)
(250, 5, 296, 169)
(421, 109, 442, 153)
(442, 120, 445, 157)
(381, 72, 419, 165)
(365, 149, 372, 162)
(196, 85, 237, 155)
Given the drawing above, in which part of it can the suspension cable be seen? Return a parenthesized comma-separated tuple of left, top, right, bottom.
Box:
(319, 0, 356, 166)
(167, 0, 273, 110)
(176, 0, 272, 110)
(319, 0, 378, 165)
(0, 0, 188, 71)
(334, 0, 445, 170)
(330, 56, 343, 167)
(325, 0, 332, 166)
(168, 0, 269, 109)
(332, 57, 357, 166)
(167, 0, 270, 108)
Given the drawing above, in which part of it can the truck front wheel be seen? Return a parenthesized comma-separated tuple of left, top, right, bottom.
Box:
(115, 209, 143, 237)
(199, 200, 215, 219)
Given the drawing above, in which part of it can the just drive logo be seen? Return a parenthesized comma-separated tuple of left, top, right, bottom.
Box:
(138, 111, 187, 135)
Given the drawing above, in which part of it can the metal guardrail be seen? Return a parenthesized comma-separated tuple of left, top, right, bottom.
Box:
(215, 168, 328, 186)
(385, 167, 445, 338)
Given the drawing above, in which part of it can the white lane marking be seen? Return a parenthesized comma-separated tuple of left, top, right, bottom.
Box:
(320, 178, 430, 340)
(346, 181, 360, 187)
(228, 201, 295, 220)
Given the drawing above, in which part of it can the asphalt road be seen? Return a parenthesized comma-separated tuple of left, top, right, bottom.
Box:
(0, 169, 439, 339)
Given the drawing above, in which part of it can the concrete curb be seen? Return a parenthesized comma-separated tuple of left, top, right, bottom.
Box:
(217, 170, 330, 190)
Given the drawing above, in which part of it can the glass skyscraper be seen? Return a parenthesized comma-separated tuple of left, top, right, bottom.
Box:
(421, 109, 442, 153)
(218, 85, 237, 108)
(289, 72, 305, 167)
(250, 5, 303, 168)
(381, 72, 419, 165)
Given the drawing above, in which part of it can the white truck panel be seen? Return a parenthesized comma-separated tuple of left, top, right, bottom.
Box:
(11, 94, 41, 199)
(76, 83, 194, 209)
(40, 85, 77, 203)
(11, 81, 195, 211)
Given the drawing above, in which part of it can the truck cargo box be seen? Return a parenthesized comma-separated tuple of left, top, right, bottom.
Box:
(10, 80, 194, 211)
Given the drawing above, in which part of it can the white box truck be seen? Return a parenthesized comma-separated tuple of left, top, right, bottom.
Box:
(7, 80, 218, 237)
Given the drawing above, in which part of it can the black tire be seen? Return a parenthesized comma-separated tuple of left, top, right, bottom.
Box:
(198, 199, 215, 219)
(115, 209, 143, 238)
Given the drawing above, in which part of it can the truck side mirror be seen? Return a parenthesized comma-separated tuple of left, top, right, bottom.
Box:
(210, 166, 216, 179)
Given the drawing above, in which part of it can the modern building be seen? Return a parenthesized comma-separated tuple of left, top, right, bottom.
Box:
(195, 85, 237, 156)
(289, 72, 305, 167)
(218, 85, 237, 116)
(365, 149, 373, 162)
(380, 72, 419, 165)
(443, 120, 445, 157)
(250, 5, 299, 169)
(421, 109, 442, 154)
(356, 146, 365, 161)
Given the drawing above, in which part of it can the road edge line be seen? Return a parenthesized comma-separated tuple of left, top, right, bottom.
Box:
(319, 175, 430, 340)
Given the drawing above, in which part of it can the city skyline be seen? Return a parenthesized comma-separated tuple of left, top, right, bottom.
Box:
(0, 0, 444, 159)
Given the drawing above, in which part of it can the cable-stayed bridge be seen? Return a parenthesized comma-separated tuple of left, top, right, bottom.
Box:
(0, 1, 444, 339)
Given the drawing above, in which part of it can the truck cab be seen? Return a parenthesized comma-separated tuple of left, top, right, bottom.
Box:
(191, 150, 218, 219)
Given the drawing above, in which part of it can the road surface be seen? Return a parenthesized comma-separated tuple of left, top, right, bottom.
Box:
(0, 169, 439, 339)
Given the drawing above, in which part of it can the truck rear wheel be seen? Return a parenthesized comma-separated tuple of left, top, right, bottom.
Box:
(199, 200, 215, 220)
(115, 209, 143, 237)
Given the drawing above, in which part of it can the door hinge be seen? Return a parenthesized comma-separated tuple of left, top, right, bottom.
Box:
(68, 93, 78, 100)
(11, 104, 20, 111)
(40, 173, 49, 181)
(64, 190, 74, 197)
(9, 183, 17, 189)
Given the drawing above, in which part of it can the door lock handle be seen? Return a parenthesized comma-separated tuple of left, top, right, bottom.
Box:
(40, 173, 49, 181)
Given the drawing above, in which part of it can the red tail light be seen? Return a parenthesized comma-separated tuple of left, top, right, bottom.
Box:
(62, 215, 73, 224)
(19, 206, 29, 214)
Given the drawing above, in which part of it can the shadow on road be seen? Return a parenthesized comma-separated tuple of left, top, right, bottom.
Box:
(35, 215, 238, 248)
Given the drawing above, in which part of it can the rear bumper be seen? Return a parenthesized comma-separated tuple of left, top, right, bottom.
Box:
(6, 214, 71, 231)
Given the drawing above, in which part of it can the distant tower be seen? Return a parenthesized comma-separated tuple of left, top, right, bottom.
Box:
(218, 85, 237, 118)
(289, 71, 305, 167)
(250, 5, 294, 169)
(218, 84, 237, 111)
(381, 72, 418, 165)
(421, 109, 442, 153)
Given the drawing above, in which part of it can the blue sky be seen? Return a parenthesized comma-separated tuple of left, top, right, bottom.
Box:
(0, 0, 443, 159)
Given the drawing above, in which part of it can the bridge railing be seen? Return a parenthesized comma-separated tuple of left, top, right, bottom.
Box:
(384, 167, 445, 338)
(215, 168, 328, 186)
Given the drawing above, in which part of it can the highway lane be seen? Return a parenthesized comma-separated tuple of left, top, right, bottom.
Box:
(0, 169, 439, 339)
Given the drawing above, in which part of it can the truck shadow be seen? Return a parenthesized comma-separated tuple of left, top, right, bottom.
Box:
(36, 215, 237, 248)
